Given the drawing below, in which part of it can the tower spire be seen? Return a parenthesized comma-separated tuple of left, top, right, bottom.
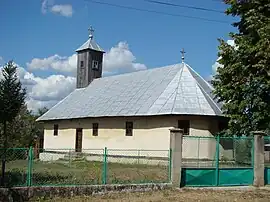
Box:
(88, 26, 94, 40)
(180, 48, 186, 63)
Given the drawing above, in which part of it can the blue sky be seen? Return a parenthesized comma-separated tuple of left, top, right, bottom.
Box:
(0, 0, 236, 111)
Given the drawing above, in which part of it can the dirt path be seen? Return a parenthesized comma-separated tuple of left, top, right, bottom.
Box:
(34, 188, 270, 202)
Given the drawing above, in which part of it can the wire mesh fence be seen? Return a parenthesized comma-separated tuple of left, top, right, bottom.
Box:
(0, 135, 259, 187)
(106, 149, 171, 184)
(32, 149, 104, 186)
(182, 136, 254, 169)
(0, 148, 29, 187)
(0, 147, 171, 187)
(219, 136, 253, 168)
(182, 136, 217, 168)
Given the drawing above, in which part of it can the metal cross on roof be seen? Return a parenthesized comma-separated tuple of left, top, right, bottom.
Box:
(180, 48, 186, 63)
(88, 26, 94, 39)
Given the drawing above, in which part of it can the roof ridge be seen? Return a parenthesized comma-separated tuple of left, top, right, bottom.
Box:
(92, 63, 182, 82)
(184, 64, 222, 114)
(170, 64, 184, 113)
(198, 85, 222, 114)
(146, 63, 184, 114)
(185, 63, 214, 90)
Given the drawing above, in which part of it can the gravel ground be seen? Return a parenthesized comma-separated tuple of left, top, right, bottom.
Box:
(33, 188, 270, 202)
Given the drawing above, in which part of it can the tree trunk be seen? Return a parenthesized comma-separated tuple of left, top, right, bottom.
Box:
(1, 121, 7, 186)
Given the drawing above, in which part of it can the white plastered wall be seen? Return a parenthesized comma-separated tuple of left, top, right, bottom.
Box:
(42, 115, 219, 160)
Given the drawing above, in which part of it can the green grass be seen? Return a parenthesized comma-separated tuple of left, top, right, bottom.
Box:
(4, 158, 169, 187)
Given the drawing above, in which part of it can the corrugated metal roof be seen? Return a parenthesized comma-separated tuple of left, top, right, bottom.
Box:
(37, 63, 223, 121)
(76, 38, 105, 52)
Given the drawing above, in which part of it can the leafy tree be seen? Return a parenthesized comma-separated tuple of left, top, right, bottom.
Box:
(212, 0, 270, 136)
(0, 61, 26, 185)
(37, 107, 49, 117)
(0, 106, 48, 148)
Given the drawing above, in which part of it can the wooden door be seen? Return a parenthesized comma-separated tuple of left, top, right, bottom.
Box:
(75, 128, 83, 152)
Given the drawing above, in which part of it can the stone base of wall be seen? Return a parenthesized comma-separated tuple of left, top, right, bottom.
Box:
(0, 183, 172, 202)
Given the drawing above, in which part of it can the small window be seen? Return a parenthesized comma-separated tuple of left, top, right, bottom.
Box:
(53, 124, 58, 136)
(80, 61, 84, 67)
(126, 122, 133, 136)
(92, 123, 98, 136)
(92, 60, 99, 70)
(178, 120, 190, 135)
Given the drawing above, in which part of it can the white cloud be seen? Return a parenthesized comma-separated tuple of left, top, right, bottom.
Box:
(0, 63, 75, 112)
(41, 0, 73, 17)
(27, 54, 77, 74)
(27, 41, 147, 76)
(227, 39, 235, 47)
(51, 4, 73, 17)
(103, 42, 147, 74)
(2, 41, 147, 112)
(41, 0, 53, 14)
(29, 75, 75, 102)
(212, 56, 223, 74)
(26, 73, 75, 112)
(211, 39, 236, 76)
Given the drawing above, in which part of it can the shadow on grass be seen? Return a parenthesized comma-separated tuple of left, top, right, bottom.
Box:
(1, 170, 102, 187)
(2, 170, 27, 188)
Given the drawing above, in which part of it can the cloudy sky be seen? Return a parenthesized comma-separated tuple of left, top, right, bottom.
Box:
(0, 0, 236, 112)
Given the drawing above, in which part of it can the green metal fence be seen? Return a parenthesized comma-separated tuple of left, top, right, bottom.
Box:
(181, 135, 254, 187)
(0, 147, 171, 187)
(0, 148, 29, 187)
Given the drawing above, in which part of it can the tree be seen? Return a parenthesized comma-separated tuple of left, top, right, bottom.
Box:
(37, 107, 49, 117)
(0, 106, 49, 148)
(212, 0, 270, 136)
(0, 61, 26, 185)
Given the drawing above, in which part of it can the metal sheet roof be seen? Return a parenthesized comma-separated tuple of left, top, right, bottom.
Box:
(37, 63, 223, 121)
(76, 38, 105, 52)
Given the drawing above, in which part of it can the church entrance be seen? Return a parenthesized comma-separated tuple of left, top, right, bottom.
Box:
(75, 128, 83, 152)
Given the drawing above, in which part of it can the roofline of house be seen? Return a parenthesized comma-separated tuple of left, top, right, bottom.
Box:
(36, 113, 228, 123)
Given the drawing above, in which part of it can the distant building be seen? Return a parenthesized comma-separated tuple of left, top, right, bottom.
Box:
(37, 28, 227, 160)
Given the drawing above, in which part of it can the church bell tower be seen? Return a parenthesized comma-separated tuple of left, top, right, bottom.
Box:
(75, 26, 105, 88)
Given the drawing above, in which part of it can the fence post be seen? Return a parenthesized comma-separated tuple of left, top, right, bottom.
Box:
(69, 149, 71, 168)
(137, 150, 140, 164)
(197, 138, 200, 167)
(168, 148, 172, 183)
(169, 128, 183, 187)
(215, 135, 220, 186)
(102, 147, 107, 185)
(253, 131, 267, 187)
(27, 146, 33, 187)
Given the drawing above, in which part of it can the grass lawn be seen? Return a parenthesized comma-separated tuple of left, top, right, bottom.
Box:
(31, 189, 270, 202)
(4, 158, 169, 186)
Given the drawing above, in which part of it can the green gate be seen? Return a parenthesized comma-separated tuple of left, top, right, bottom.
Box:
(181, 136, 254, 187)
(264, 136, 270, 184)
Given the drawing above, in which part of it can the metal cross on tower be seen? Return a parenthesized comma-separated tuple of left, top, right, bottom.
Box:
(180, 48, 186, 63)
(88, 26, 94, 39)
